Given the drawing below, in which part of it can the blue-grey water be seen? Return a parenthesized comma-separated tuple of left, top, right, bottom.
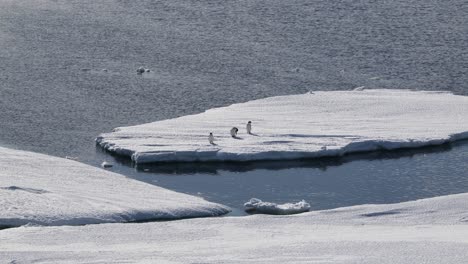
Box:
(1, 1, 467, 214)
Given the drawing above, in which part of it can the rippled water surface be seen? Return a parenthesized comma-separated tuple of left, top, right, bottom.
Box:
(1, 1, 467, 212)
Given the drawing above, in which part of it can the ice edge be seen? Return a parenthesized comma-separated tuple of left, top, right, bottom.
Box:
(95, 131, 468, 164)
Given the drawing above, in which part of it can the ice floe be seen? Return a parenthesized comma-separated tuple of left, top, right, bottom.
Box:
(0, 147, 229, 227)
(2, 193, 468, 263)
(96, 89, 468, 164)
(244, 198, 310, 215)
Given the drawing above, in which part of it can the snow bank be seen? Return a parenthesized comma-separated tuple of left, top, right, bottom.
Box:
(244, 198, 310, 215)
(96, 89, 468, 163)
(2, 193, 468, 263)
(0, 147, 229, 227)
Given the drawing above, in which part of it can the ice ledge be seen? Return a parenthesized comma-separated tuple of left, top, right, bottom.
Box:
(96, 89, 468, 164)
(0, 147, 230, 227)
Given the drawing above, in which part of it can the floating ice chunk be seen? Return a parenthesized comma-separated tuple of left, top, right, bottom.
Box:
(353, 86, 365, 91)
(244, 198, 311, 215)
(96, 89, 468, 163)
(101, 161, 113, 168)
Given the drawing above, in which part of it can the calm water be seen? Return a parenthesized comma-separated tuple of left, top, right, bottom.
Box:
(1, 1, 467, 213)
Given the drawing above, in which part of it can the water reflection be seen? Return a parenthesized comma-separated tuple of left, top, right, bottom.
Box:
(97, 141, 468, 215)
(99, 140, 455, 175)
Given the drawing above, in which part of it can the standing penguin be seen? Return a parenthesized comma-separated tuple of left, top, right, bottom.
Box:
(208, 132, 215, 144)
(230, 127, 239, 138)
(246, 121, 252, 134)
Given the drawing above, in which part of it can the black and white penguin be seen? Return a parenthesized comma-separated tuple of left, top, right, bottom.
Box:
(208, 132, 215, 144)
(230, 127, 238, 138)
(246, 121, 252, 134)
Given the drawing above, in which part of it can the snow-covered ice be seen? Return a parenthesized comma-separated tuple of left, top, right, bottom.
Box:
(244, 198, 310, 215)
(96, 89, 468, 163)
(0, 147, 229, 227)
(2, 193, 468, 263)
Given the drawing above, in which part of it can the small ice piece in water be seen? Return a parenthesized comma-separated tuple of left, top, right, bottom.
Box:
(101, 161, 113, 168)
(136, 67, 145, 74)
(208, 132, 214, 144)
(244, 198, 311, 215)
(353, 86, 365, 91)
(145, 69, 151, 72)
(246, 121, 252, 134)
(230, 127, 238, 138)
(102, 69, 108, 72)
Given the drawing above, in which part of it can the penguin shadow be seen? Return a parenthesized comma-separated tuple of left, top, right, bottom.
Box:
(232, 136, 244, 140)
(248, 133, 260, 137)
(210, 142, 218, 146)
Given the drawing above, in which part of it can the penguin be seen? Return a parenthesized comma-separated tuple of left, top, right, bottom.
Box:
(246, 121, 252, 134)
(230, 127, 238, 138)
(136, 67, 145, 74)
(208, 132, 215, 144)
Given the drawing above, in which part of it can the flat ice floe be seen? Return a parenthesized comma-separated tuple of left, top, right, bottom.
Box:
(96, 89, 468, 163)
(2, 193, 468, 263)
(0, 147, 229, 227)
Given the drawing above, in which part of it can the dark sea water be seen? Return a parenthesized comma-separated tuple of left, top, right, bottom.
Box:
(1, 1, 467, 213)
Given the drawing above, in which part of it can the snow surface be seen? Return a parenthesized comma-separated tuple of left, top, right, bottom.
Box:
(96, 89, 468, 163)
(0, 147, 229, 227)
(244, 198, 310, 215)
(2, 193, 468, 263)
